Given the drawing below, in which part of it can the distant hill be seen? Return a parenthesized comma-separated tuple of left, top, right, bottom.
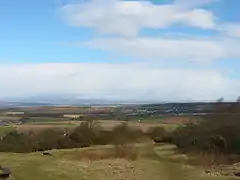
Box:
(0, 94, 156, 107)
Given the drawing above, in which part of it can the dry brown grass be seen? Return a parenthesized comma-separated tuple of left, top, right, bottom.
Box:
(0, 116, 22, 120)
(160, 117, 193, 124)
(188, 153, 231, 167)
(15, 119, 180, 134)
(15, 125, 75, 134)
(98, 120, 180, 132)
(0, 143, 235, 180)
(63, 143, 139, 161)
(15, 116, 196, 135)
(0, 145, 163, 180)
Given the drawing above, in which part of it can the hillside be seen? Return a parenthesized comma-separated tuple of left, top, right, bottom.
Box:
(0, 144, 236, 180)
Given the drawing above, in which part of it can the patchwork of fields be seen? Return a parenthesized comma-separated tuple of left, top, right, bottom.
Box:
(0, 116, 194, 136)
(0, 108, 239, 180)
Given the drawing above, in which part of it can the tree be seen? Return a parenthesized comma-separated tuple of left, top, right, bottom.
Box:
(35, 129, 64, 150)
(237, 96, 240, 103)
(210, 135, 227, 154)
(217, 97, 224, 102)
(0, 131, 32, 152)
(147, 126, 168, 143)
(69, 120, 102, 147)
(215, 97, 230, 113)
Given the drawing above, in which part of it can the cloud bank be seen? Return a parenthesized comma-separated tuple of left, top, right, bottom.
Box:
(0, 63, 239, 101)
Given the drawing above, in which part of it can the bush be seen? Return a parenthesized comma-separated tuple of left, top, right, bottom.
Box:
(69, 120, 104, 147)
(170, 114, 240, 156)
(0, 120, 146, 153)
(146, 126, 169, 143)
(0, 131, 33, 153)
(33, 129, 65, 151)
(113, 143, 138, 160)
(110, 123, 144, 145)
(64, 144, 138, 161)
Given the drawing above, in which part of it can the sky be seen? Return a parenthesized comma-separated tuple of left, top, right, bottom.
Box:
(0, 0, 240, 101)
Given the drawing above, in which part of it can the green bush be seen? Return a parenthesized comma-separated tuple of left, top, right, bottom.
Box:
(69, 120, 103, 147)
(0, 120, 145, 153)
(0, 131, 32, 153)
(146, 126, 168, 143)
(171, 114, 240, 155)
(110, 123, 144, 145)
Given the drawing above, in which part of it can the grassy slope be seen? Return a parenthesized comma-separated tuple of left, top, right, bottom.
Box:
(0, 126, 15, 137)
(0, 148, 162, 180)
(153, 144, 237, 180)
(0, 144, 237, 180)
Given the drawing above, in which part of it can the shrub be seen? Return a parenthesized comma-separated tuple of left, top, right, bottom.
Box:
(171, 114, 240, 157)
(0, 120, 145, 153)
(0, 131, 33, 153)
(111, 123, 144, 145)
(146, 126, 168, 143)
(64, 144, 138, 161)
(113, 143, 138, 160)
(34, 129, 65, 151)
(69, 120, 103, 147)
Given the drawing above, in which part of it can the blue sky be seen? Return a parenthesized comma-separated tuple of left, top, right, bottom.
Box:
(0, 0, 240, 101)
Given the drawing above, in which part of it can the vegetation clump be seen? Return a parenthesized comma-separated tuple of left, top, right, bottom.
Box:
(0, 120, 144, 153)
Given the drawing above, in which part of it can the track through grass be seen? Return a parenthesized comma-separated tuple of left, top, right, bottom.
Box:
(0, 144, 237, 180)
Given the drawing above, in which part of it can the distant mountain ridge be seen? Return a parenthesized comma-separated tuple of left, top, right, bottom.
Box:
(0, 94, 157, 107)
(1, 94, 231, 107)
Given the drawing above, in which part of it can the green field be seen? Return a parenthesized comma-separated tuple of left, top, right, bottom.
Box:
(26, 122, 77, 126)
(0, 144, 236, 180)
(23, 117, 69, 123)
(0, 126, 16, 137)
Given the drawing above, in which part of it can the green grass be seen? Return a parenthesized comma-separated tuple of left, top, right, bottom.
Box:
(24, 117, 68, 123)
(152, 144, 237, 180)
(0, 147, 162, 180)
(0, 126, 16, 137)
(158, 124, 181, 132)
(26, 122, 77, 126)
(0, 144, 237, 180)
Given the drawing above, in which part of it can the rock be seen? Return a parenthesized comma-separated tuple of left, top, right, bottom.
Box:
(205, 170, 211, 174)
(42, 152, 53, 156)
(0, 167, 11, 179)
(234, 172, 240, 177)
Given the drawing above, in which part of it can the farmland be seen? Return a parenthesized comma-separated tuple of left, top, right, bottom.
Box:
(0, 104, 197, 135)
(1, 104, 240, 180)
(4, 117, 189, 135)
(0, 126, 16, 137)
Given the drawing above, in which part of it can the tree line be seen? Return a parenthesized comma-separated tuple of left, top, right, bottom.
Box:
(0, 120, 144, 153)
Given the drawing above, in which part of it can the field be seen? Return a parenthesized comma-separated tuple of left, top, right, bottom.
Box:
(0, 126, 16, 137)
(0, 144, 236, 180)
(15, 117, 188, 134)
(0, 111, 238, 180)
(0, 116, 195, 136)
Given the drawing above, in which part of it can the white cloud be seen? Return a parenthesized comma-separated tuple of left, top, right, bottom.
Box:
(0, 63, 239, 101)
(83, 36, 240, 63)
(174, 0, 218, 9)
(60, 0, 216, 37)
(218, 23, 240, 38)
(58, 0, 240, 63)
